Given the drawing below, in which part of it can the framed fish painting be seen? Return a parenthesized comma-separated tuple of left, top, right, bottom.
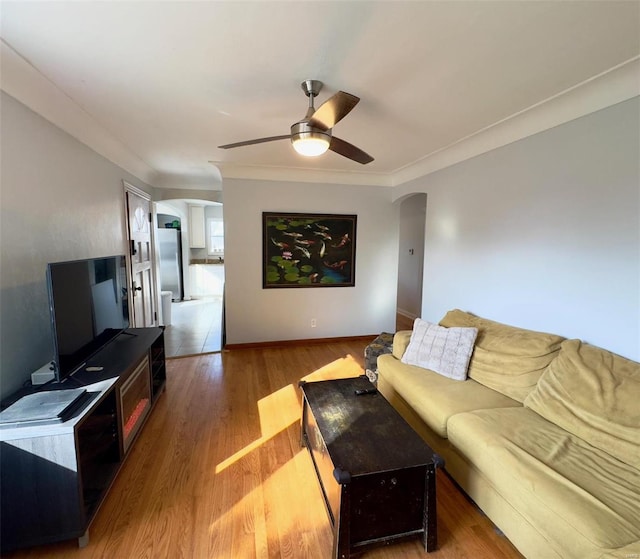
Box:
(262, 212, 357, 288)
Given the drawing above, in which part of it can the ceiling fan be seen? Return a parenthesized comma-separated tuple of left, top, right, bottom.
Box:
(218, 80, 374, 165)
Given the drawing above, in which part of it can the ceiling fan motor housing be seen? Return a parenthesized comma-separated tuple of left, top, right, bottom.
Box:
(290, 121, 332, 143)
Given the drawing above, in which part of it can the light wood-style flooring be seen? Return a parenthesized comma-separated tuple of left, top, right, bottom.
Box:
(396, 313, 415, 332)
(5, 339, 523, 559)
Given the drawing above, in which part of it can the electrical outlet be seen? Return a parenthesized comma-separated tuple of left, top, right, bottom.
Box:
(311, 318, 317, 328)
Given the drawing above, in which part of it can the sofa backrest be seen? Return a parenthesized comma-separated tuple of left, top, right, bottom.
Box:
(524, 339, 640, 468)
(439, 309, 565, 402)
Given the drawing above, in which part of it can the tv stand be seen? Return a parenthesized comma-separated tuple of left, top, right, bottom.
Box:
(0, 327, 166, 552)
(119, 330, 138, 337)
(61, 374, 89, 388)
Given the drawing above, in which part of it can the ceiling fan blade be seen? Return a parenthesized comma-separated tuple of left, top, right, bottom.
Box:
(329, 136, 374, 165)
(218, 135, 290, 149)
(308, 91, 359, 130)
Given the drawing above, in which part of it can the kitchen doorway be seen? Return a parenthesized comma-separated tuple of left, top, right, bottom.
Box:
(155, 199, 224, 357)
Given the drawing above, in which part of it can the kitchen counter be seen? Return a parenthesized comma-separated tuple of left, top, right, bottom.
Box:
(189, 263, 225, 297)
(190, 258, 224, 265)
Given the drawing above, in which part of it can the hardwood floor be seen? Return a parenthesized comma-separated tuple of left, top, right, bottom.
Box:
(5, 340, 523, 559)
(396, 312, 415, 332)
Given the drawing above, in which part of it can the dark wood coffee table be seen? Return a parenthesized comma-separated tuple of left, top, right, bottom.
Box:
(300, 375, 441, 558)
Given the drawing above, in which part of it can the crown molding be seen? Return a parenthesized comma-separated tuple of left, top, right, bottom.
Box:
(0, 40, 158, 186)
(391, 57, 640, 186)
(2, 35, 637, 190)
(214, 162, 393, 187)
(154, 170, 223, 190)
(217, 58, 639, 187)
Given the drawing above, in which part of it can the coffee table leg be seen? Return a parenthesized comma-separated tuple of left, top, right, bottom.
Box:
(300, 399, 308, 448)
(422, 464, 437, 552)
(333, 484, 351, 559)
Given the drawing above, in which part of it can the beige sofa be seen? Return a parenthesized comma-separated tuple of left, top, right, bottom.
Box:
(377, 309, 640, 559)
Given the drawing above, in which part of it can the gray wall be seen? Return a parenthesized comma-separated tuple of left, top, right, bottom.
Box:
(0, 92, 152, 400)
(395, 98, 640, 361)
(222, 178, 398, 344)
(2, 88, 638, 402)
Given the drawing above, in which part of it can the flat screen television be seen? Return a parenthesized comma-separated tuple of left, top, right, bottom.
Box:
(47, 255, 130, 382)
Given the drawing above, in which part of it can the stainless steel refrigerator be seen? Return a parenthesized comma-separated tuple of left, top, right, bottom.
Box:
(157, 228, 183, 301)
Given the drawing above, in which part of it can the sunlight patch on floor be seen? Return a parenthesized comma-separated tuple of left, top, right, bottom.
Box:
(209, 355, 366, 556)
(300, 354, 364, 383)
(215, 354, 363, 474)
(215, 383, 299, 473)
(210, 448, 330, 557)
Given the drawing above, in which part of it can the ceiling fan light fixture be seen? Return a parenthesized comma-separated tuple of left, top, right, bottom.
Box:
(292, 135, 330, 157)
(219, 81, 372, 164)
(290, 122, 331, 157)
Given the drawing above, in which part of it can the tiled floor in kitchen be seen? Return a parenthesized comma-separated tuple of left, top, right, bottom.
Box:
(163, 296, 223, 358)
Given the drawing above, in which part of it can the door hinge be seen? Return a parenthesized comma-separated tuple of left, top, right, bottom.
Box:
(148, 212, 152, 222)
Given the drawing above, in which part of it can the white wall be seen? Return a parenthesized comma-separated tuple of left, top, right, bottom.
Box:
(222, 178, 398, 344)
(394, 98, 640, 361)
(0, 92, 152, 399)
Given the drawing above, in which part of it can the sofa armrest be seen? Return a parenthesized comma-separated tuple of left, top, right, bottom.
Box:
(392, 330, 413, 360)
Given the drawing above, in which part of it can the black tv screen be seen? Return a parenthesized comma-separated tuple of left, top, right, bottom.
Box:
(47, 255, 130, 382)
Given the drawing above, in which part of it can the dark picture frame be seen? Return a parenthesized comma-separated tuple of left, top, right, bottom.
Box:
(263, 212, 357, 288)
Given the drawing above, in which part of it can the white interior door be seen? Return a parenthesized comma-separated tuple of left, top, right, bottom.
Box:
(124, 182, 157, 327)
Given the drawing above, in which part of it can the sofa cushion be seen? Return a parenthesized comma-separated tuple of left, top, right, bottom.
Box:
(524, 339, 640, 469)
(401, 318, 478, 381)
(377, 353, 521, 438)
(439, 309, 565, 402)
(447, 407, 640, 557)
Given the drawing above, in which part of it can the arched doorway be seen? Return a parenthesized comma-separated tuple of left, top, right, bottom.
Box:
(396, 193, 426, 330)
(155, 199, 224, 357)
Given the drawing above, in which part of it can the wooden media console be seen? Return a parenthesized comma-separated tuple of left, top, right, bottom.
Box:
(0, 327, 166, 552)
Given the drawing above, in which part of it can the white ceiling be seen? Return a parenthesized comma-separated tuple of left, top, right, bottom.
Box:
(1, 1, 639, 189)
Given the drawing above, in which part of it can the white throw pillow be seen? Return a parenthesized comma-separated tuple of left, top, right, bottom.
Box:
(401, 318, 478, 381)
